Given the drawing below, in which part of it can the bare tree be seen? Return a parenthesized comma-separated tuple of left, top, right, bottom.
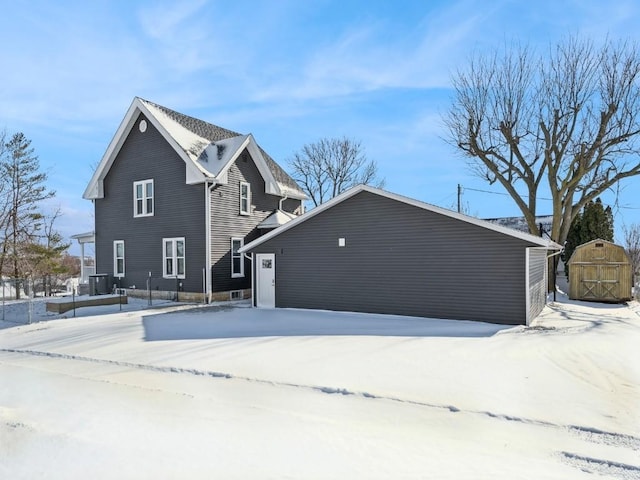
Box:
(445, 36, 640, 246)
(25, 209, 71, 296)
(622, 223, 640, 294)
(288, 137, 385, 206)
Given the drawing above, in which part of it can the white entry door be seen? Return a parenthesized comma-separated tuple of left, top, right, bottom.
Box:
(256, 254, 275, 308)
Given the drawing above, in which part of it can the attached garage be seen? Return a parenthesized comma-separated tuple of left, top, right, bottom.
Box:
(241, 186, 561, 325)
(567, 239, 632, 303)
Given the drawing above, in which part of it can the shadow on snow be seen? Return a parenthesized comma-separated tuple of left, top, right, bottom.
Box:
(142, 305, 513, 341)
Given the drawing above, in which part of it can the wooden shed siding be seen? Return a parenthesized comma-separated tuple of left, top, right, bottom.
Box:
(251, 191, 536, 324)
(209, 150, 301, 292)
(95, 113, 206, 293)
(568, 240, 632, 302)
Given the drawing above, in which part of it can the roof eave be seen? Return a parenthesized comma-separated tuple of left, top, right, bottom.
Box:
(240, 185, 564, 253)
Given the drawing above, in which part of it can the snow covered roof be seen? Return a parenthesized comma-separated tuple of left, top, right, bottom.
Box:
(70, 231, 95, 244)
(257, 209, 298, 229)
(83, 97, 306, 200)
(484, 215, 554, 239)
(240, 185, 563, 253)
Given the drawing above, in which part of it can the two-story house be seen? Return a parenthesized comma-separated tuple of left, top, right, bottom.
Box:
(83, 97, 306, 302)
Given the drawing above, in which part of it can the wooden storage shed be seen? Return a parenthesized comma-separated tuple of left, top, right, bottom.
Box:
(240, 185, 562, 326)
(567, 239, 632, 302)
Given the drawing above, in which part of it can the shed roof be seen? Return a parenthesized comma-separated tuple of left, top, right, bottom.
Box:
(240, 185, 562, 253)
(567, 238, 631, 265)
(257, 209, 298, 229)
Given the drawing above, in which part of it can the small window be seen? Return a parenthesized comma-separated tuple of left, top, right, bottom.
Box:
(230, 290, 242, 300)
(163, 237, 185, 278)
(113, 240, 125, 277)
(239, 182, 251, 215)
(134, 179, 154, 217)
(231, 238, 244, 277)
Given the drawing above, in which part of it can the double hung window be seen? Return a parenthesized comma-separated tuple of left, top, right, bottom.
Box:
(231, 238, 244, 277)
(163, 238, 185, 278)
(134, 179, 154, 217)
(239, 182, 251, 215)
(113, 240, 125, 277)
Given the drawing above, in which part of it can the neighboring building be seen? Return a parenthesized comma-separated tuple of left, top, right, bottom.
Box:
(240, 185, 562, 325)
(484, 215, 554, 239)
(567, 239, 633, 303)
(83, 97, 306, 301)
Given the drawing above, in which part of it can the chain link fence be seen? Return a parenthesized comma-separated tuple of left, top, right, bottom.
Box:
(1, 278, 37, 325)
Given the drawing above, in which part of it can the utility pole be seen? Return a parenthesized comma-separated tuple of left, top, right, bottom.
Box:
(457, 184, 462, 213)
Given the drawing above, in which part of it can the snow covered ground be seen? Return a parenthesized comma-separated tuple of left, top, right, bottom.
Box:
(1, 296, 639, 479)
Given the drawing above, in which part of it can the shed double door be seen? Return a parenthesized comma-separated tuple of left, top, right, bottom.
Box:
(577, 264, 621, 301)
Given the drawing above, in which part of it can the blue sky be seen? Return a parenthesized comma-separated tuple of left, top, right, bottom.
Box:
(1, 0, 640, 255)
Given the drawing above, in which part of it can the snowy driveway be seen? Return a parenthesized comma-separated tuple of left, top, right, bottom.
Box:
(1, 298, 639, 479)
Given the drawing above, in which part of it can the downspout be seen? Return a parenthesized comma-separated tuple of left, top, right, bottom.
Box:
(250, 252, 255, 307)
(205, 180, 217, 303)
(278, 194, 288, 211)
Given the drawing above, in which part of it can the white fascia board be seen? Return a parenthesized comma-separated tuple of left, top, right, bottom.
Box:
(277, 183, 308, 200)
(373, 186, 562, 249)
(214, 135, 251, 180)
(239, 186, 364, 253)
(217, 134, 282, 196)
(83, 98, 143, 199)
(239, 184, 563, 253)
(84, 98, 212, 199)
(247, 137, 281, 195)
(139, 101, 210, 185)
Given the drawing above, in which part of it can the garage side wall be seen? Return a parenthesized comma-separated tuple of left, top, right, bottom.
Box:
(526, 248, 549, 325)
(251, 191, 538, 325)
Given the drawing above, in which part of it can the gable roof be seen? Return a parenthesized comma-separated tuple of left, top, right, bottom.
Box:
(83, 97, 306, 200)
(240, 185, 563, 253)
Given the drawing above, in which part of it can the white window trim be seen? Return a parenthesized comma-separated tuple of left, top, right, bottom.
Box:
(113, 240, 125, 278)
(134, 179, 154, 218)
(239, 181, 251, 216)
(163, 237, 186, 279)
(231, 237, 244, 278)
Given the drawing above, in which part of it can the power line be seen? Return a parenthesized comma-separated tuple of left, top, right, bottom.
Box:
(463, 186, 553, 202)
(461, 186, 639, 210)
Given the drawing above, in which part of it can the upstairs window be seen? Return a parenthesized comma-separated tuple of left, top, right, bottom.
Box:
(239, 181, 251, 215)
(134, 179, 154, 217)
(113, 240, 125, 277)
(231, 237, 244, 278)
(163, 237, 185, 278)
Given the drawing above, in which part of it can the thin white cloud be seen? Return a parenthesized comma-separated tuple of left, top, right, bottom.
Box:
(249, 1, 494, 103)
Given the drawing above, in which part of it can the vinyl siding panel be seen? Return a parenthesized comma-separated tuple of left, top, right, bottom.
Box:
(210, 150, 301, 292)
(527, 248, 548, 324)
(95, 113, 206, 293)
(251, 191, 540, 325)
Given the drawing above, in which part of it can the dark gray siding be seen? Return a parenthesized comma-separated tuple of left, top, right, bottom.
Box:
(95, 113, 206, 293)
(210, 150, 301, 292)
(251, 191, 541, 325)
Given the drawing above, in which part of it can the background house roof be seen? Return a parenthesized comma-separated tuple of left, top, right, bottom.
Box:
(484, 215, 554, 239)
